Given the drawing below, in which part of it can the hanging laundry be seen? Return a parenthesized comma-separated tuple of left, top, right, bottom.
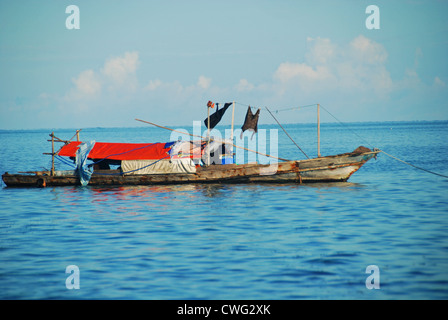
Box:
(241, 106, 260, 139)
(75, 140, 95, 186)
(204, 102, 232, 129)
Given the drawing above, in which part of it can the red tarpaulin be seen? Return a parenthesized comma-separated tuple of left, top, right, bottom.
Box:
(58, 141, 173, 161)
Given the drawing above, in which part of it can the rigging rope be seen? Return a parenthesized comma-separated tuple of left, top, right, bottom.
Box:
(93, 155, 171, 176)
(380, 150, 448, 179)
(319, 104, 375, 149)
(318, 104, 448, 179)
(265, 107, 310, 159)
(271, 102, 448, 180)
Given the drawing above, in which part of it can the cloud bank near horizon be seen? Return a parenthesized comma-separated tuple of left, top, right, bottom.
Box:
(3, 34, 447, 130)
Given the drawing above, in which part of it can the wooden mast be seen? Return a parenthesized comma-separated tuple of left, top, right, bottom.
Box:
(317, 103, 321, 157)
(206, 104, 211, 165)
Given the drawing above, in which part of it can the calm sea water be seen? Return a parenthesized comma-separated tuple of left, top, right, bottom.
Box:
(0, 121, 447, 299)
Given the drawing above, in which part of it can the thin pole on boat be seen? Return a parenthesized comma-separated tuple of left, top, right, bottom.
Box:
(135, 118, 290, 161)
(265, 107, 310, 159)
(206, 105, 211, 165)
(230, 101, 235, 160)
(67, 129, 82, 142)
(207, 105, 211, 137)
(317, 103, 321, 157)
(231, 101, 235, 140)
(50, 132, 55, 176)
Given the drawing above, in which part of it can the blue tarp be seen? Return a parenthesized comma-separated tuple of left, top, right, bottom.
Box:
(75, 141, 96, 186)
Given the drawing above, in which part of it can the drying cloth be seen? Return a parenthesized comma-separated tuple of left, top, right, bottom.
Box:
(204, 102, 232, 129)
(170, 140, 204, 159)
(75, 140, 95, 186)
(241, 106, 260, 136)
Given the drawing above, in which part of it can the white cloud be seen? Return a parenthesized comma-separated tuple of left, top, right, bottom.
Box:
(63, 69, 102, 103)
(197, 75, 212, 89)
(305, 37, 336, 65)
(64, 51, 141, 104)
(101, 51, 139, 85)
(274, 63, 332, 83)
(45, 36, 442, 127)
(433, 76, 446, 87)
(72, 69, 102, 96)
(348, 35, 387, 64)
(236, 78, 255, 92)
(272, 35, 393, 98)
(144, 75, 213, 93)
(145, 79, 162, 91)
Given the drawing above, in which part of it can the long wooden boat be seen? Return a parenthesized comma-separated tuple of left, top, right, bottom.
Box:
(2, 147, 379, 187)
(1, 102, 380, 188)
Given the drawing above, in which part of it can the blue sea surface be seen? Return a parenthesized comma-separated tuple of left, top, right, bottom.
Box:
(0, 121, 447, 299)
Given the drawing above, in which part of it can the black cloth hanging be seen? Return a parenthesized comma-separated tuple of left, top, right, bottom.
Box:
(241, 106, 260, 138)
(204, 102, 232, 129)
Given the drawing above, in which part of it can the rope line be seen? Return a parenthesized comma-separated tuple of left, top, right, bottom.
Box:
(272, 103, 318, 113)
(318, 104, 448, 179)
(235, 101, 317, 113)
(93, 155, 172, 176)
(265, 107, 310, 159)
(267, 101, 448, 180)
(55, 155, 76, 168)
(319, 104, 375, 149)
(380, 150, 448, 179)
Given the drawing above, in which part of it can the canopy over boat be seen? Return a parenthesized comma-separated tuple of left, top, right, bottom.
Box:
(57, 141, 174, 161)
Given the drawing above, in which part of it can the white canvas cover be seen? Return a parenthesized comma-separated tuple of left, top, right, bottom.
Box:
(121, 158, 196, 175)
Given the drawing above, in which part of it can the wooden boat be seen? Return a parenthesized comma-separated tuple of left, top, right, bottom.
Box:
(1, 146, 379, 187)
(1, 102, 380, 187)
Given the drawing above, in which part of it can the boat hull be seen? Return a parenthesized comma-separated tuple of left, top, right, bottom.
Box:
(2, 151, 379, 187)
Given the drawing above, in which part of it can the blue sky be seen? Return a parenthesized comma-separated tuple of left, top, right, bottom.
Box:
(0, 0, 447, 129)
